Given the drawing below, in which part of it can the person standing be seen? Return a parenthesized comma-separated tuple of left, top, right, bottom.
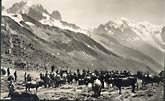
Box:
(27, 74, 32, 82)
(51, 65, 55, 72)
(44, 66, 47, 70)
(14, 71, 17, 82)
(37, 65, 39, 70)
(45, 71, 48, 77)
(24, 72, 27, 83)
(7, 68, 10, 76)
(8, 81, 15, 97)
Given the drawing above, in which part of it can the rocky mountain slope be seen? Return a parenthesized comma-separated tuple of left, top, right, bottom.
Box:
(6, 0, 85, 33)
(92, 18, 164, 66)
(1, 0, 163, 73)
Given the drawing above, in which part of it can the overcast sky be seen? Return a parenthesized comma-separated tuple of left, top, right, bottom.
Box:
(2, 0, 164, 29)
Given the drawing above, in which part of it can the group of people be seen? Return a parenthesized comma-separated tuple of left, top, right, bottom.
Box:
(6, 67, 163, 97)
(35, 69, 163, 95)
(24, 72, 32, 83)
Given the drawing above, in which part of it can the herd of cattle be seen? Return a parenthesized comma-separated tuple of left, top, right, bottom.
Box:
(2, 68, 164, 98)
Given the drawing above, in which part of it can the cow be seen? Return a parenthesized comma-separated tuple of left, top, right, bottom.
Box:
(25, 81, 44, 92)
(92, 79, 102, 97)
(8, 75, 15, 81)
(112, 76, 137, 94)
(141, 75, 163, 86)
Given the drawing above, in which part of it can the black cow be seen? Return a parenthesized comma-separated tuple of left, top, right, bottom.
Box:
(141, 75, 163, 86)
(136, 71, 163, 86)
(112, 76, 137, 94)
(8, 75, 14, 81)
(25, 81, 44, 92)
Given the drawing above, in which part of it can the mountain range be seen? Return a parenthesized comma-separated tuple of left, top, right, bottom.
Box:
(92, 18, 164, 66)
(1, 0, 164, 73)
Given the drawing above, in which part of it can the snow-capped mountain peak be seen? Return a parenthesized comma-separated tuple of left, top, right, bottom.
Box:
(24, 0, 34, 6)
(21, 0, 37, 14)
(93, 17, 164, 52)
(7, 0, 49, 20)
(51, 10, 62, 21)
(7, 0, 37, 14)
(106, 17, 162, 33)
(106, 18, 134, 29)
(4, 0, 86, 34)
